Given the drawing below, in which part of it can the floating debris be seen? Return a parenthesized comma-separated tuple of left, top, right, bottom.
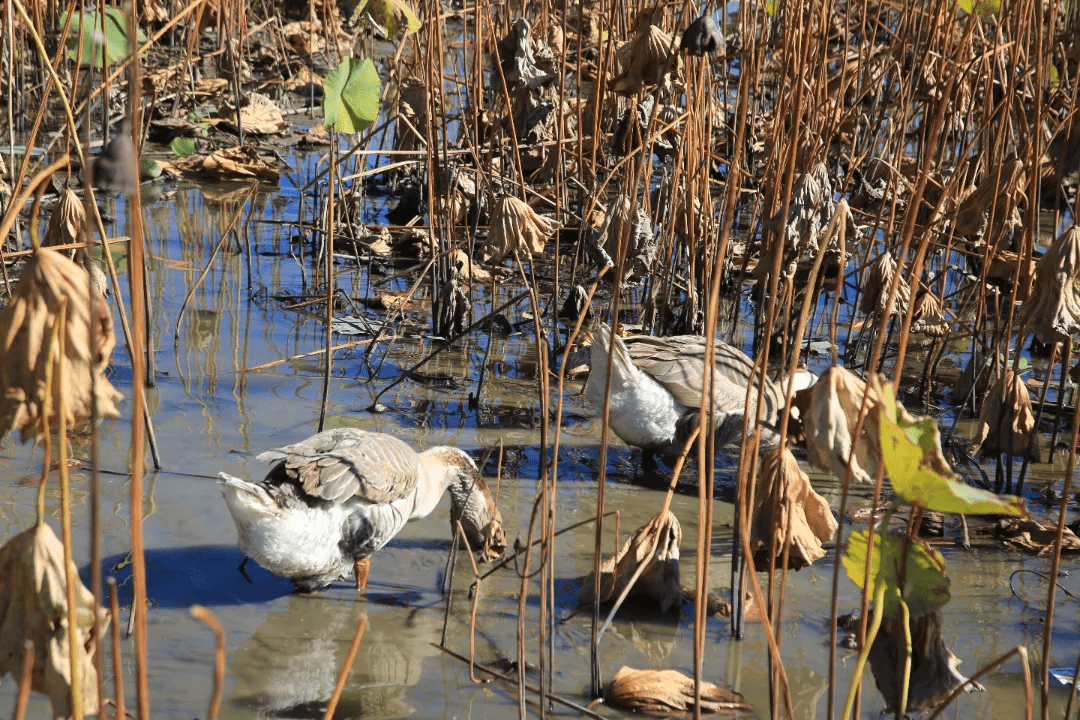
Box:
(605, 666, 750, 715)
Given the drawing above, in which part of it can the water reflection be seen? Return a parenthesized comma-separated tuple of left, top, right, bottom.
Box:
(225, 593, 446, 719)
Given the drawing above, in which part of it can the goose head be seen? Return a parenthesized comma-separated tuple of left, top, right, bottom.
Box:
(424, 448, 507, 562)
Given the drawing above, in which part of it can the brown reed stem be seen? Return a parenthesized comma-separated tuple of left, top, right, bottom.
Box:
(107, 578, 126, 720)
(190, 605, 226, 720)
(321, 613, 368, 720)
(12, 640, 34, 720)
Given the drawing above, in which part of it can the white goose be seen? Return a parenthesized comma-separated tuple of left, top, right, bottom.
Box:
(585, 324, 790, 469)
(219, 428, 505, 591)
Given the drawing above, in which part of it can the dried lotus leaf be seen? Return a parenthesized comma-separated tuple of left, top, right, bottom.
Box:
(218, 92, 289, 135)
(951, 157, 1025, 241)
(449, 473, 506, 562)
(967, 369, 1037, 459)
(605, 666, 750, 714)
(484, 195, 556, 261)
(610, 24, 679, 94)
(911, 291, 949, 337)
(43, 187, 85, 251)
(0, 523, 109, 719)
(599, 194, 655, 281)
(579, 511, 684, 613)
(0, 247, 122, 443)
(1017, 224, 1080, 344)
(859, 251, 910, 322)
(793, 366, 916, 485)
(751, 447, 837, 570)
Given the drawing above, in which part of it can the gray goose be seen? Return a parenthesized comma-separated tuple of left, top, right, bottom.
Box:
(585, 324, 788, 470)
(220, 428, 505, 591)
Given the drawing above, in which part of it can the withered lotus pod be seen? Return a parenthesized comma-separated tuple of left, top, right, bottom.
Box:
(967, 369, 1037, 459)
(868, 610, 983, 713)
(910, 291, 949, 337)
(579, 511, 684, 613)
(793, 367, 912, 485)
(859, 250, 910, 322)
(610, 24, 679, 95)
(449, 471, 506, 562)
(0, 247, 122, 443)
(0, 523, 109, 718)
(751, 447, 838, 570)
(1017, 224, 1080, 344)
(680, 14, 724, 56)
(43, 187, 85, 252)
(605, 666, 750, 715)
(483, 195, 556, 261)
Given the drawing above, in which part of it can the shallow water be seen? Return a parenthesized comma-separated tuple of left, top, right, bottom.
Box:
(1, 172, 1078, 720)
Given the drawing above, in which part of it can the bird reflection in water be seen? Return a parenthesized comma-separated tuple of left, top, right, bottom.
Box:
(226, 592, 446, 718)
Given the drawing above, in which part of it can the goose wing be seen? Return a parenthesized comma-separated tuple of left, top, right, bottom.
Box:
(258, 428, 420, 504)
(623, 335, 783, 421)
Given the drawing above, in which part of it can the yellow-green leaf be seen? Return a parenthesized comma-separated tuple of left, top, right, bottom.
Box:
(842, 530, 949, 618)
(877, 384, 1027, 517)
(61, 8, 146, 67)
(323, 57, 381, 134)
(351, 0, 422, 37)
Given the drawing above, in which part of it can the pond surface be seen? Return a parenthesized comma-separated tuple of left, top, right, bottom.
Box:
(0, 160, 1078, 720)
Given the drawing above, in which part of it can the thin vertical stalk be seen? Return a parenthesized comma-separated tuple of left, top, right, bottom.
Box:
(190, 606, 226, 720)
(108, 578, 126, 720)
(12, 641, 34, 720)
(322, 613, 368, 720)
(318, 140, 336, 432)
(123, 7, 150, 714)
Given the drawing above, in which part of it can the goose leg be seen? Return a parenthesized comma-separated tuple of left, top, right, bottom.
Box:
(642, 449, 660, 478)
(354, 557, 371, 590)
(237, 556, 253, 584)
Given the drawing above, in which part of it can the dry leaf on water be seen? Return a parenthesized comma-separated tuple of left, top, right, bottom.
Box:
(751, 447, 838, 570)
(0, 247, 122, 443)
(1017, 224, 1080, 344)
(868, 610, 982, 713)
(484, 195, 556, 262)
(605, 666, 750, 715)
(448, 473, 506, 563)
(217, 93, 289, 135)
(165, 146, 280, 182)
(967, 369, 1037, 460)
(793, 367, 911, 485)
(995, 517, 1080, 554)
(579, 511, 684, 613)
(859, 251, 910, 322)
(0, 523, 109, 718)
(43, 188, 85, 252)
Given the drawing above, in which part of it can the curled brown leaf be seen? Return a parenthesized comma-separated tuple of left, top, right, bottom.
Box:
(0, 247, 122, 443)
(0, 523, 109, 719)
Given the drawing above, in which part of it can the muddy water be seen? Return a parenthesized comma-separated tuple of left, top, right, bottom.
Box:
(0, 176, 1077, 719)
